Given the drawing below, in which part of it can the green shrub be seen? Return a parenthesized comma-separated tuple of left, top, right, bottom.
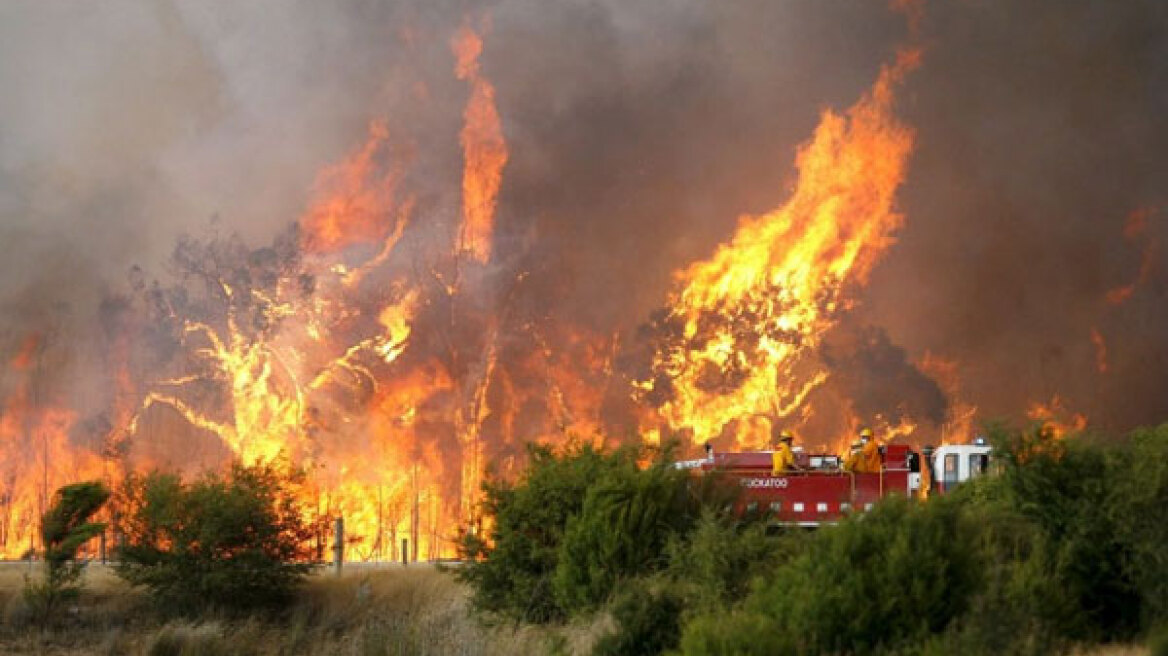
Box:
(461, 423, 1168, 653)
(592, 579, 686, 656)
(115, 462, 317, 615)
(677, 609, 784, 656)
(24, 481, 110, 625)
(665, 509, 788, 614)
(987, 424, 1142, 640)
(1109, 424, 1168, 628)
(912, 493, 1067, 656)
(553, 462, 695, 613)
(1148, 622, 1168, 656)
(457, 441, 641, 623)
(680, 495, 980, 655)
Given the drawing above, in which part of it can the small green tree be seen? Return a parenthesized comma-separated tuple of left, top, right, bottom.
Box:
(1108, 423, 1168, 630)
(665, 509, 788, 614)
(987, 424, 1142, 640)
(457, 441, 641, 623)
(680, 495, 981, 655)
(553, 462, 695, 613)
(24, 481, 110, 625)
(592, 578, 687, 656)
(115, 461, 317, 614)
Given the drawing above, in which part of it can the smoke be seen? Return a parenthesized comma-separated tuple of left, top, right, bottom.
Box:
(819, 319, 947, 428)
(861, 0, 1168, 431)
(1, 0, 1166, 445)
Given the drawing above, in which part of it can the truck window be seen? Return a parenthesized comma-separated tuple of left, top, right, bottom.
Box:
(969, 453, 988, 478)
(943, 454, 959, 485)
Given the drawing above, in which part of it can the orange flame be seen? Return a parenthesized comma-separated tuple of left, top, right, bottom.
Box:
(918, 352, 978, 444)
(1026, 395, 1087, 439)
(1090, 326, 1108, 374)
(0, 337, 106, 558)
(453, 18, 508, 263)
(9, 335, 40, 372)
(300, 120, 406, 254)
(2, 16, 948, 563)
(1105, 206, 1159, 306)
(642, 49, 920, 450)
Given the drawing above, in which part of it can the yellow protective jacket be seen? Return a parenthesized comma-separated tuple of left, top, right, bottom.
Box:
(856, 441, 883, 473)
(842, 449, 861, 472)
(772, 443, 796, 475)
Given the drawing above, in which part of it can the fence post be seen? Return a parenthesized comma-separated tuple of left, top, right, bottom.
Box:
(401, 538, 408, 566)
(333, 517, 344, 576)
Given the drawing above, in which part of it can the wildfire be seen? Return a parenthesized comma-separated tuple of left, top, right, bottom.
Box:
(917, 352, 978, 444)
(3, 5, 1126, 567)
(639, 48, 920, 451)
(0, 337, 105, 558)
(105, 17, 518, 561)
(300, 120, 407, 255)
(452, 17, 509, 263)
(1105, 206, 1159, 306)
(1090, 327, 1108, 374)
(1027, 395, 1088, 439)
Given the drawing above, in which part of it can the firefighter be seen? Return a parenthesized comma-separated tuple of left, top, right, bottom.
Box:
(856, 427, 883, 473)
(842, 440, 863, 472)
(772, 431, 799, 474)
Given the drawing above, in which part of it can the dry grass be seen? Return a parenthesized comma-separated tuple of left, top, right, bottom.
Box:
(0, 562, 603, 655)
(4, 562, 1145, 655)
(1074, 645, 1151, 656)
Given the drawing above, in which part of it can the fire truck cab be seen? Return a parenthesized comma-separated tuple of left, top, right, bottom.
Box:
(925, 440, 992, 494)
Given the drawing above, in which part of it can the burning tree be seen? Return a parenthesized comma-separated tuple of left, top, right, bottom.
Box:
(635, 49, 931, 452)
(0, 8, 1036, 563)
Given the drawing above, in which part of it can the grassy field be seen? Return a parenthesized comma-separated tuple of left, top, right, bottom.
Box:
(0, 562, 604, 656)
(0, 562, 1150, 655)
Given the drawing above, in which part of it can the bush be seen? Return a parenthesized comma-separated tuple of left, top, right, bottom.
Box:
(553, 462, 695, 613)
(592, 579, 686, 656)
(677, 609, 784, 656)
(1149, 622, 1168, 656)
(674, 424, 1168, 655)
(24, 481, 110, 625)
(115, 462, 317, 615)
(1109, 424, 1168, 628)
(987, 424, 1142, 640)
(665, 509, 788, 614)
(910, 495, 1067, 656)
(680, 495, 981, 655)
(457, 441, 641, 623)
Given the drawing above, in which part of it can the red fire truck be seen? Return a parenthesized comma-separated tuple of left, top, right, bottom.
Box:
(677, 440, 991, 527)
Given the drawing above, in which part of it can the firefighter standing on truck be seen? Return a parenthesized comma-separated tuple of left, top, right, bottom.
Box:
(772, 431, 799, 474)
(856, 427, 883, 473)
(842, 439, 863, 472)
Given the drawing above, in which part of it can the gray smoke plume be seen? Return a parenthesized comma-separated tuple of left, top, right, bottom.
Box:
(1, 0, 1166, 446)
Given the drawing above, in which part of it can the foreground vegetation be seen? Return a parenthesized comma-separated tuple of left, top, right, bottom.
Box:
(458, 424, 1168, 655)
(0, 564, 605, 655)
(5, 422, 1166, 654)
